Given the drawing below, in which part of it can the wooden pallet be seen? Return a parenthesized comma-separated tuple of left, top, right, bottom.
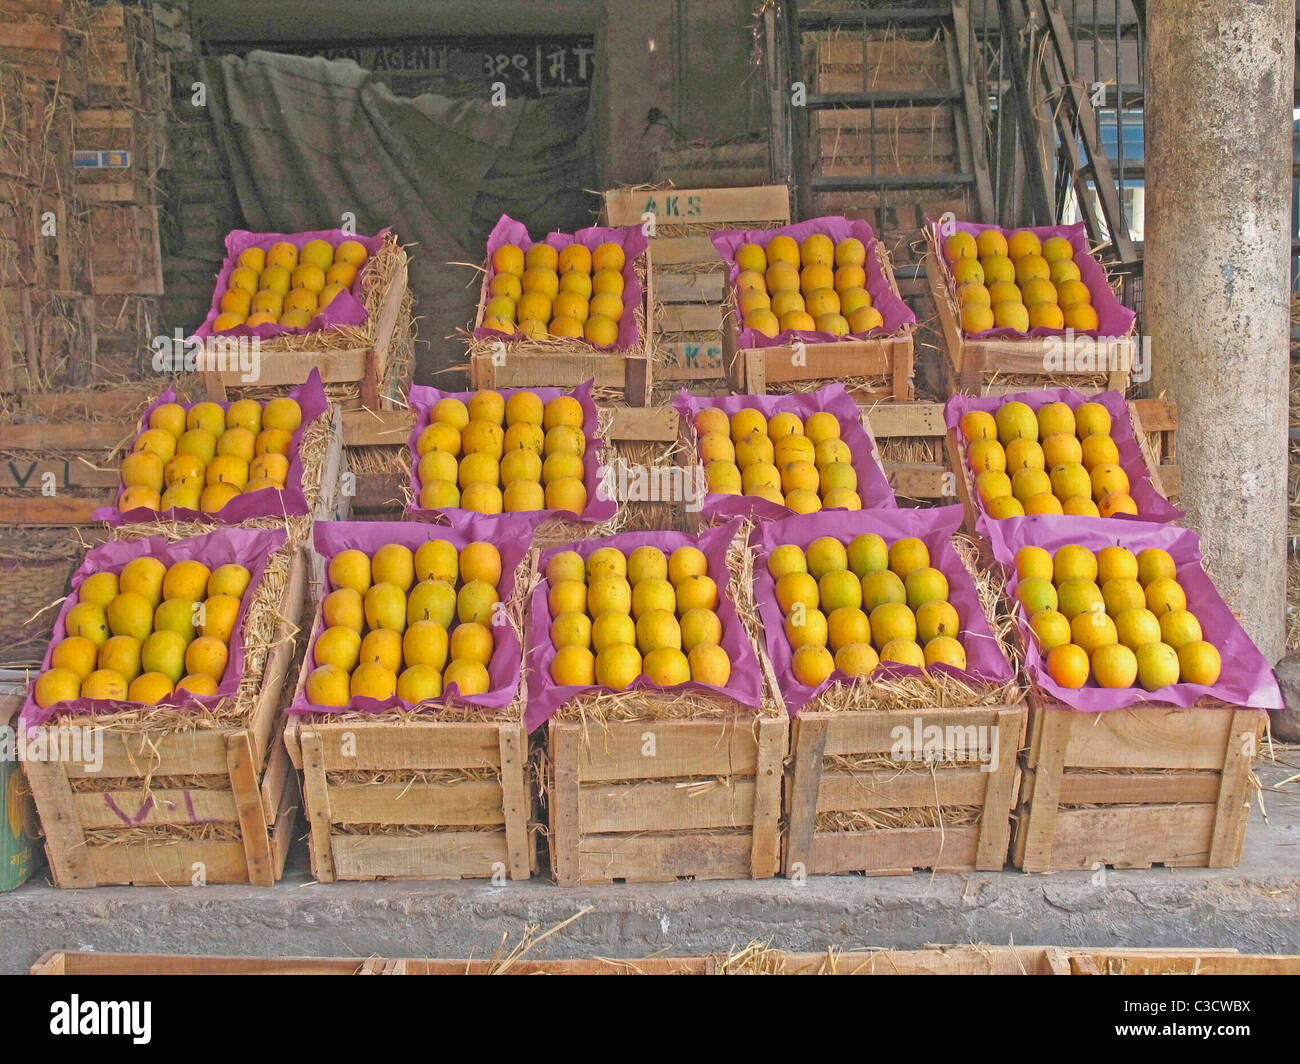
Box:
(602, 185, 790, 385)
(22, 547, 308, 887)
(200, 249, 410, 410)
(547, 715, 788, 885)
(284, 714, 535, 883)
(468, 248, 655, 406)
(1012, 694, 1267, 873)
(945, 396, 1180, 533)
(723, 243, 915, 401)
(783, 704, 1025, 876)
(927, 245, 1134, 395)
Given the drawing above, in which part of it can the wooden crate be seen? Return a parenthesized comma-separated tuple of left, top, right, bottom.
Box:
(723, 245, 915, 401)
(84, 2, 166, 110)
(284, 714, 535, 883)
(23, 547, 308, 887)
(547, 714, 788, 885)
(0, 182, 89, 292)
(602, 185, 790, 385)
(200, 240, 411, 410)
(0, 287, 96, 391)
(945, 397, 1180, 534)
(783, 704, 1025, 876)
(31, 951, 403, 975)
(926, 245, 1134, 395)
(73, 108, 159, 205)
(1066, 948, 1300, 976)
(866, 400, 950, 504)
(88, 203, 162, 295)
(1012, 695, 1267, 873)
(468, 249, 655, 406)
(0, 1, 76, 84)
(651, 140, 770, 188)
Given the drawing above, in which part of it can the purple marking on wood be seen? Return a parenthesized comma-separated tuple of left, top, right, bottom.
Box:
(103, 793, 155, 826)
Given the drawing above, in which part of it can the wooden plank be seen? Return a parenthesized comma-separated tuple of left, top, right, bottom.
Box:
(479, 350, 648, 393)
(0, 495, 110, 525)
(1207, 709, 1265, 867)
(603, 185, 790, 228)
(330, 830, 509, 880)
(572, 719, 760, 782)
(1131, 397, 1178, 433)
(752, 342, 896, 384)
(62, 729, 229, 779)
(248, 550, 307, 767)
(1044, 805, 1218, 870)
(269, 762, 300, 880)
(1016, 705, 1071, 873)
(654, 272, 725, 303)
(863, 401, 946, 438)
(0, 459, 118, 488)
(886, 462, 947, 499)
(34, 952, 375, 975)
(207, 347, 368, 389)
(974, 708, 1022, 870)
(72, 787, 239, 830)
(658, 305, 723, 333)
(498, 722, 532, 879)
(548, 721, 582, 886)
(226, 730, 273, 887)
(342, 408, 412, 446)
(84, 840, 272, 886)
(822, 706, 1015, 757)
(0, 420, 130, 449)
(327, 779, 505, 827)
(816, 766, 990, 812)
(807, 826, 982, 876)
(606, 404, 679, 442)
(783, 715, 828, 874)
(298, 730, 337, 883)
(1055, 770, 1222, 806)
(750, 716, 785, 878)
(1060, 707, 1235, 771)
(577, 831, 752, 884)
(1159, 465, 1181, 498)
(310, 721, 502, 772)
(579, 779, 755, 834)
(0, 24, 62, 51)
(22, 758, 95, 887)
(650, 234, 722, 266)
(1072, 950, 1300, 977)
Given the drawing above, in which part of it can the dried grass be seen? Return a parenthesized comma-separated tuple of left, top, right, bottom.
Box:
(815, 804, 984, 832)
(83, 822, 242, 846)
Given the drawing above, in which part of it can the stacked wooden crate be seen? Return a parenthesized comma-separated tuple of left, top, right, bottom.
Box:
(601, 185, 790, 395)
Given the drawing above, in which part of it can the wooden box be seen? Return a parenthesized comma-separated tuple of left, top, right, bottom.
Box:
(22, 547, 308, 887)
(723, 243, 915, 401)
(0, 287, 95, 391)
(468, 248, 655, 406)
(866, 400, 951, 504)
(285, 714, 535, 883)
(547, 714, 788, 885)
(200, 236, 412, 411)
(783, 704, 1025, 876)
(602, 184, 790, 387)
(88, 203, 162, 295)
(1012, 696, 1267, 872)
(926, 245, 1135, 396)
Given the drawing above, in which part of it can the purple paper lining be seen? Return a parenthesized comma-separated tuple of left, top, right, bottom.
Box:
(93, 369, 329, 526)
(19, 526, 287, 731)
(944, 387, 1183, 537)
(193, 227, 389, 340)
(984, 515, 1282, 712)
(673, 381, 898, 525)
(927, 217, 1136, 339)
(709, 215, 917, 348)
(752, 505, 1014, 717)
(405, 379, 616, 525)
(525, 519, 765, 733)
(472, 214, 648, 351)
(288, 514, 535, 716)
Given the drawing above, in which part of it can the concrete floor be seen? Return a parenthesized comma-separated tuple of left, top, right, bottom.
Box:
(4, 753, 1298, 975)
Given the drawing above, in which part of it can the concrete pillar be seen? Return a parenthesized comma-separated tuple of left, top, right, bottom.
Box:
(1145, 0, 1293, 663)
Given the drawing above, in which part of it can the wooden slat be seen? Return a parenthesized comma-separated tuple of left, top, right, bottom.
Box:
(749, 716, 785, 878)
(822, 706, 1015, 757)
(1208, 709, 1266, 866)
(603, 185, 790, 228)
(659, 340, 726, 379)
(654, 272, 725, 303)
(1159, 464, 1181, 497)
(576, 831, 752, 884)
(815, 766, 989, 812)
(1072, 950, 1300, 977)
(327, 779, 505, 826)
(863, 401, 946, 438)
(342, 408, 412, 446)
(1060, 707, 1235, 771)
(0, 23, 62, 50)
(658, 305, 723, 333)
(227, 729, 273, 886)
(572, 719, 760, 782)
(1130, 397, 1178, 432)
(783, 715, 829, 874)
(0, 421, 130, 449)
(34, 952, 376, 975)
(751, 342, 896, 384)
(498, 722, 532, 879)
(22, 758, 95, 887)
(310, 721, 503, 772)
(0, 458, 119, 489)
(973, 708, 1022, 870)
(1016, 705, 1071, 872)
(886, 461, 948, 499)
(1055, 770, 1222, 806)
(0, 495, 110, 525)
(1044, 805, 1218, 870)
(606, 404, 679, 442)
(62, 729, 230, 779)
(87, 840, 252, 886)
(549, 720, 581, 886)
(579, 778, 755, 833)
(72, 787, 239, 829)
(807, 826, 981, 876)
(298, 729, 337, 882)
(205, 347, 368, 389)
(476, 350, 648, 392)
(649, 234, 722, 266)
(330, 830, 509, 880)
